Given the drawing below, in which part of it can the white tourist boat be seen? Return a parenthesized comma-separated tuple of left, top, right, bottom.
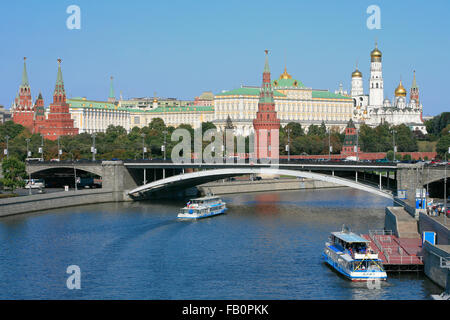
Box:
(323, 226, 387, 281)
(177, 195, 227, 219)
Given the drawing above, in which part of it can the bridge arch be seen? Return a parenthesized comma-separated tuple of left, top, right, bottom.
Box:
(127, 168, 393, 199)
(27, 165, 103, 177)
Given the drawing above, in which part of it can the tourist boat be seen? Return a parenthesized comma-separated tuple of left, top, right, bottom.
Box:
(323, 226, 387, 281)
(177, 195, 227, 219)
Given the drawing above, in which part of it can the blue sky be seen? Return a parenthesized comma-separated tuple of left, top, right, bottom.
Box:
(0, 0, 449, 115)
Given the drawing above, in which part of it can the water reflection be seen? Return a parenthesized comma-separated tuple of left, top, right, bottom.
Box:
(0, 188, 442, 299)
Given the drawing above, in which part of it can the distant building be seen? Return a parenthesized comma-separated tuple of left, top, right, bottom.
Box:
(214, 61, 354, 136)
(68, 98, 130, 134)
(194, 91, 214, 106)
(351, 43, 426, 134)
(67, 77, 131, 133)
(119, 96, 194, 110)
(341, 119, 360, 155)
(129, 105, 214, 129)
(0, 105, 11, 123)
(11, 58, 78, 139)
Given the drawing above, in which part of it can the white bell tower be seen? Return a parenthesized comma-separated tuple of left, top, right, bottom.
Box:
(369, 42, 384, 107)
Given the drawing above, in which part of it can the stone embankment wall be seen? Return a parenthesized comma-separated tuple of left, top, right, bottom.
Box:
(0, 189, 116, 217)
(198, 178, 342, 195)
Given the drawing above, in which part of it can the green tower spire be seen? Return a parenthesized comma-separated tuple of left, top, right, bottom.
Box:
(109, 76, 115, 101)
(264, 49, 270, 73)
(54, 58, 66, 96)
(21, 57, 30, 87)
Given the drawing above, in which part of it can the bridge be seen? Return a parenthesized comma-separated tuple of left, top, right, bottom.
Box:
(25, 159, 448, 207)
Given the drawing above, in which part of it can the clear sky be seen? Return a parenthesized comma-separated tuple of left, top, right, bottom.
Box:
(1, 0, 449, 115)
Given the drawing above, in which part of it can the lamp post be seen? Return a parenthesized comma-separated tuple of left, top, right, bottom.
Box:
(391, 129, 397, 162)
(91, 133, 96, 161)
(163, 130, 167, 161)
(142, 133, 146, 160)
(286, 128, 291, 162)
(162, 130, 168, 179)
(39, 135, 44, 161)
(57, 136, 61, 161)
(26, 138, 31, 159)
(328, 128, 332, 161)
(5, 135, 9, 159)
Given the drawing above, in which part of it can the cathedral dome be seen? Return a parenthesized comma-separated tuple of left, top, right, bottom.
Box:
(279, 67, 292, 80)
(370, 44, 382, 62)
(395, 80, 407, 97)
(352, 69, 362, 78)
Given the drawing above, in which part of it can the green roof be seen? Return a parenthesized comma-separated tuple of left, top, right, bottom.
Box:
(216, 87, 286, 97)
(273, 78, 305, 88)
(312, 91, 352, 100)
(129, 105, 214, 113)
(68, 98, 129, 111)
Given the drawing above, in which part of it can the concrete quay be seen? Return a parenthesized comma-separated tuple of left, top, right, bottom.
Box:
(198, 178, 342, 195)
(0, 189, 117, 217)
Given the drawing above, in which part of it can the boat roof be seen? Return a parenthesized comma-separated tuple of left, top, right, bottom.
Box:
(190, 196, 220, 201)
(331, 232, 370, 244)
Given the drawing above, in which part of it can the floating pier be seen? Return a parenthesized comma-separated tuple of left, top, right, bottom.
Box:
(363, 230, 424, 272)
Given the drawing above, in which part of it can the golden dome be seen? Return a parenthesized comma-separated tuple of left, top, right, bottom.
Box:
(352, 69, 362, 78)
(395, 80, 407, 97)
(279, 67, 292, 80)
(370, 42, 382, 62)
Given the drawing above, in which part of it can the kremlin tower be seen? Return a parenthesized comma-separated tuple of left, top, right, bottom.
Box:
(12, 58, 78, 140)
(12, 57, 34, 129)
(40, 59, 78, 140)
(253, 50, 280, 160)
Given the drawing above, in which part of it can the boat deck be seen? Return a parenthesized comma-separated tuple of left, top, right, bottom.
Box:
(362, 233, 423, 272)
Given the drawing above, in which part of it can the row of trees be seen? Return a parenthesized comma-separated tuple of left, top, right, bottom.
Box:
(425, 112, 450, 157)
(0, 115, 448, 162)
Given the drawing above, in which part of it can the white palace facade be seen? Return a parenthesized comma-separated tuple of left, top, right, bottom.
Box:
(213, 67, 355, 136)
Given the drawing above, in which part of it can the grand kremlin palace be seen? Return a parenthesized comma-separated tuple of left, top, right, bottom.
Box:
(213, 67, 354, 136)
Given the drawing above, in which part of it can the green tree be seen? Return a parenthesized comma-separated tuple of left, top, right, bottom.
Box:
(386, 150, 394, 161)
(1, 157, 26, 193)
(436, 135, 450, 158)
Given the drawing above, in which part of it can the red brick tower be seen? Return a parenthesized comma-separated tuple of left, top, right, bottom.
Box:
(41, 59, 78, 140)
(12, 57, 35, 129)
(341, 119, 360, 154)
(253, 50, 280, 160)
(33, 92, 46, 134)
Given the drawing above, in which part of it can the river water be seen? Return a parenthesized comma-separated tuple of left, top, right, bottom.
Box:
(0, 188, 442, 299)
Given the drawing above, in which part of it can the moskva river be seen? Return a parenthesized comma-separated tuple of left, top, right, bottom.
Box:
(0, 188, 442, 299)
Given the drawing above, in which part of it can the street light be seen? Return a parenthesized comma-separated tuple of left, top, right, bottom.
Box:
(286, 128, 291, 162)
(57, 136, 61, 161)
(391, 129, 397, 162)
(26, 138, 31, 159)
(142, 133, 146, 160)
(163, 130, 168, 161)
(4, 135, 9, 159)
(328, 127, 332, 161)
(39, 134, 44, 161)
(91, 133, 96, 161)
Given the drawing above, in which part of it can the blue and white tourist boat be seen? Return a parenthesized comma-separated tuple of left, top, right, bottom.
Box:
(323, 226, 387, 281)
(177, 195, 227, 219)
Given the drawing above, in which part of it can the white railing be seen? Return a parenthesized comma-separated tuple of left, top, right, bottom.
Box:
(387, 255, 423, 264)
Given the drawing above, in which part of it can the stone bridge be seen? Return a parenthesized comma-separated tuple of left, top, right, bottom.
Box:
(25, 160, 448, 205)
